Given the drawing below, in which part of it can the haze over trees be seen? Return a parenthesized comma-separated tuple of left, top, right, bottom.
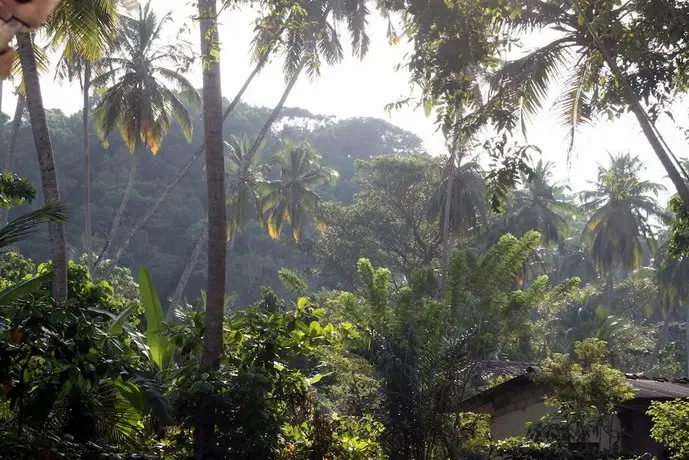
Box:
(2, 0, 689, 459)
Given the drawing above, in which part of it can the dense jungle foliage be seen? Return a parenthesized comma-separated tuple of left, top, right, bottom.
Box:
(3, 0, 689, 458)
(1, 104, 423, 304)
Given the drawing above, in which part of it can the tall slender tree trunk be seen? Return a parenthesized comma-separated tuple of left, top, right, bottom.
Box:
(0, 94, 25, 226)
(248, 60, 306, 156)
(98, 56, 269, 278)
(167, 225, 239, 322)
(580, 15, 689, 210)
(195, 0, 225, 457)
(606, 270, 614, 310)
(198, 0, 226, 370)
(166, 227, 207, 321)
(438, 167, 454, 296)
(655, 299, 675, 363)
(166, 57, 306, 314)
(685, 304, 689, 378)
(83, 61, 93, 275)
(97, 150, 139, 266)
(620, 75, 689, 209)
(17, 32, 67, 303)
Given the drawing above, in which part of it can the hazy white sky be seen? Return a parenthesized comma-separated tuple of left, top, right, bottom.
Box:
(2, 0, 682, 205)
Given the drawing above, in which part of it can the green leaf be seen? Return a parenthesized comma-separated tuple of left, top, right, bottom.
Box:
(309, 321, 323, 336)
(124, 324, 152, 362)
(138, 268, 173, 370)
(131, 374, 174, 425)
(307, 373, 330, 385)
(423, 97, 433, 117)
(0, 271, 51, 307)
(107, 304, 138, 337)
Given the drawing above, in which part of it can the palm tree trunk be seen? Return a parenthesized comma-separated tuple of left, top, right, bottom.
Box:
(195, 0, 225, 456)
(198, 0, 226, 370)
(606, 271, 614, 309)
(579, 16, 689, 210)
(17, 32, 68, 303)
(166, 227, 207, 321)
(619, 73, 689, 208)
(438, 169, 454, 296)
(685, 304, 689, 378)
(97, 150, 138, 267)
(83, 61, 93, 275)
(0, 94, 25, 226)
(655, 298, 675, 362)
(248, 60, 306, 157)
(97, 56, 269, 278)
(167, 225, 238, 322)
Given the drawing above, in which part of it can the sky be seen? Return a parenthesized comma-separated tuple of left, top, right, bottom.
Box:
(1, 0, 683, 206)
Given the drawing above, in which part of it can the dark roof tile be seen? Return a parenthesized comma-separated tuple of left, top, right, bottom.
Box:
(623, 374, 689, 399)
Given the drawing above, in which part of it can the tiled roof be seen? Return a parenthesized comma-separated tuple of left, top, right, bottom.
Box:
(460, 365, 689, 410)
(471, 360, 538, 379)
(624, 374, 689, 399)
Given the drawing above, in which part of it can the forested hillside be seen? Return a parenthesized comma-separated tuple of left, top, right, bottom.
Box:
(2, 102, 423, 304)
(5, 0, 689, 458)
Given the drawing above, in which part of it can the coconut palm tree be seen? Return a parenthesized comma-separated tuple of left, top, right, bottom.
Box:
(486, 0, 689, 212)
(98, 2, 298, 275)
(654, 242, 689, 370)
(580, 153, 666, 306)
(246, 0, 371, 157)
(167, 136, 266, 317)
(510, 159, 579, 247)
(259, 142, 338, 242)
(194, 0, 224, 455)
(0, 173, 67, 250)
(16, 32, 68, 303)
(428, 150, 486, 293)
(103, 0, 373, 279)
(16, 0, 124, 303)
(91, 2, 200, 271)
(49, 5, 123, 275)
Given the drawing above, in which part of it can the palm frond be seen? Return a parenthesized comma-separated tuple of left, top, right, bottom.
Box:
(0, 202, 68, 250)
(491, 37, 573, 126)
(46, 0, 120, 62)
(91, 2, 194, 154)
(554, 60, 595, 153)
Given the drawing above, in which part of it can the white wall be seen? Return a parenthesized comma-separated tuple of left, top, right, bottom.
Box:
(491, 402, 622, 450)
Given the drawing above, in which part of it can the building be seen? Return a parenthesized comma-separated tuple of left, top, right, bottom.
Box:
(458, 364, 689, 459)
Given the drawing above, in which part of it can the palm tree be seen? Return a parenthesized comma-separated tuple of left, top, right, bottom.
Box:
(91, 2, 200, 271)
(16, 32, 68, 303)
(97, 3, 298, 273)
(429, 150, 486, 293)
(246, 0, 370, 158)
(2, 42, 51, 234)
(259, 142, 338, 242)
(580, 153, 666, 306)
(49, 3, 122, 276)
(654, 241, 689, 373)
(194, 0, 224, 455)
(487, 0, 689, 213)
(167, 136, 265, 317)
(510, 159, 579, 247)
(102, 0, 373, 275)
(16, 0, 124, 303)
